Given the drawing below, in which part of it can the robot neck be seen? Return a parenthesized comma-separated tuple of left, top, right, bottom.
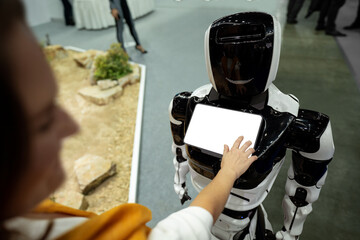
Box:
(208, 88, 268, 110)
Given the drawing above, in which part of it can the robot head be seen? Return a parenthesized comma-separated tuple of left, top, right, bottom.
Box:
(204, 12, 281, 98)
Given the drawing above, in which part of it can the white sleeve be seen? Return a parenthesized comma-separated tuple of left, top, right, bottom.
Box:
(148, 206, 213, 240)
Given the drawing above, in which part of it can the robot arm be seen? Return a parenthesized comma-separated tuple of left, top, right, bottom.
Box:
(169, 92, 192, 205)
(277, 109, 335, 240)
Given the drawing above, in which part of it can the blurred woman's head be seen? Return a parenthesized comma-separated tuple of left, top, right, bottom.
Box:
(0, 0, 78, 222)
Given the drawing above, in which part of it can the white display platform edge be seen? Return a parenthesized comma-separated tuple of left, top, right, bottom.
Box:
(64, 46, 86, 53)
(128, 62, 146, 203)
(64, 46, 145, 203)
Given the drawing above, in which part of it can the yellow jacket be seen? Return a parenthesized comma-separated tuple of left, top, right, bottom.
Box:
(33, 200, 152, 240)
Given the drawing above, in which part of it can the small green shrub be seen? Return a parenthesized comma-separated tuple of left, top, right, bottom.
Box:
(94, 43, 132, 81)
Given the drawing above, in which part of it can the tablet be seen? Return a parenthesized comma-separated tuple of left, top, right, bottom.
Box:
(184, 104, 263, 156)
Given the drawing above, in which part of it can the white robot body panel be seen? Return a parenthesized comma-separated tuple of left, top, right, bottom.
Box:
(211, 204, 273, 240)
(265, 16, 282, 91)
(281, 168, 324, 237)
(267, 84, 299, 117)
(190, 83, 212, 98)
(169, 102, 181, 125)
(173, 157, 189, 194)
(189, 158, 285, 211)
(281, 195, 313, 237)
(172, 143, 189, 161)
(211, 214, 252, 240)
(212, 213, 251, 238)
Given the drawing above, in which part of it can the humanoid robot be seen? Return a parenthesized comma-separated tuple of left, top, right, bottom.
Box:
(169, 12, 334, 240)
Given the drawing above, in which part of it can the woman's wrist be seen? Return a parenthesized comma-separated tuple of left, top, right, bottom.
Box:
(217, 168, 238, 184)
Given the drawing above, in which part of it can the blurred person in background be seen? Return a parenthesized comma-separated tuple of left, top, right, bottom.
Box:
(60, 0, 75, 26)
(109, 0, 147, 54)
(316, 0, 347, 36)
(287, 0, 305, 24)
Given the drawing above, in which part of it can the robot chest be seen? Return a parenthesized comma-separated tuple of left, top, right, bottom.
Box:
(184, 102, 295, 188)
(185, 138, 286, 184)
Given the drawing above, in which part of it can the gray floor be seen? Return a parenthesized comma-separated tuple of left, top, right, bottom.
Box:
(32, 0, 360, 239)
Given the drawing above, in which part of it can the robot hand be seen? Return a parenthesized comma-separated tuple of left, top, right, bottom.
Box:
(173, 156, 191, 204)
(276, 228, 299, 240)
(174, 182, 192, 205)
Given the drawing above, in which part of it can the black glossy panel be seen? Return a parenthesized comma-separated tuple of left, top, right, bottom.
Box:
(222, 207, 256, 220)
(175, 147, 187, 163)
(209, 12, 274, 98)
(170, 92, 192, 145)
(170, 123, 185, 145)
(285, 109, 330, 153)
(171, 91, 192, 121)
(289, 187, 309, 207)
(292, 151, 332, 187)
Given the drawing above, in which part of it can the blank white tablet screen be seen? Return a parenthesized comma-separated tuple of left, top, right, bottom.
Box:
(184, 104, 263, 155)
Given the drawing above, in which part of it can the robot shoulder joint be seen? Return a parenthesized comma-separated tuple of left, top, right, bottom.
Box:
(169, 92, 192, 123)
(286, 109, 334, 160)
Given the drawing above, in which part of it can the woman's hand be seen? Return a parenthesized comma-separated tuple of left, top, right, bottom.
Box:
(220, 136, 258, 180)
(190, 136, 258, 223)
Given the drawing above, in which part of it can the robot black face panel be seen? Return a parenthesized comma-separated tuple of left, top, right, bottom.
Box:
(207, 12, 275, 98)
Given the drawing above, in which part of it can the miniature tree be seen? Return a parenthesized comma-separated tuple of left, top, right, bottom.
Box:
(94, 43, 132, 81)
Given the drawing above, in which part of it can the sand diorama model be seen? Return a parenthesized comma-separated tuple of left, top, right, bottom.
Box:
(43, 43, 143, 214)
